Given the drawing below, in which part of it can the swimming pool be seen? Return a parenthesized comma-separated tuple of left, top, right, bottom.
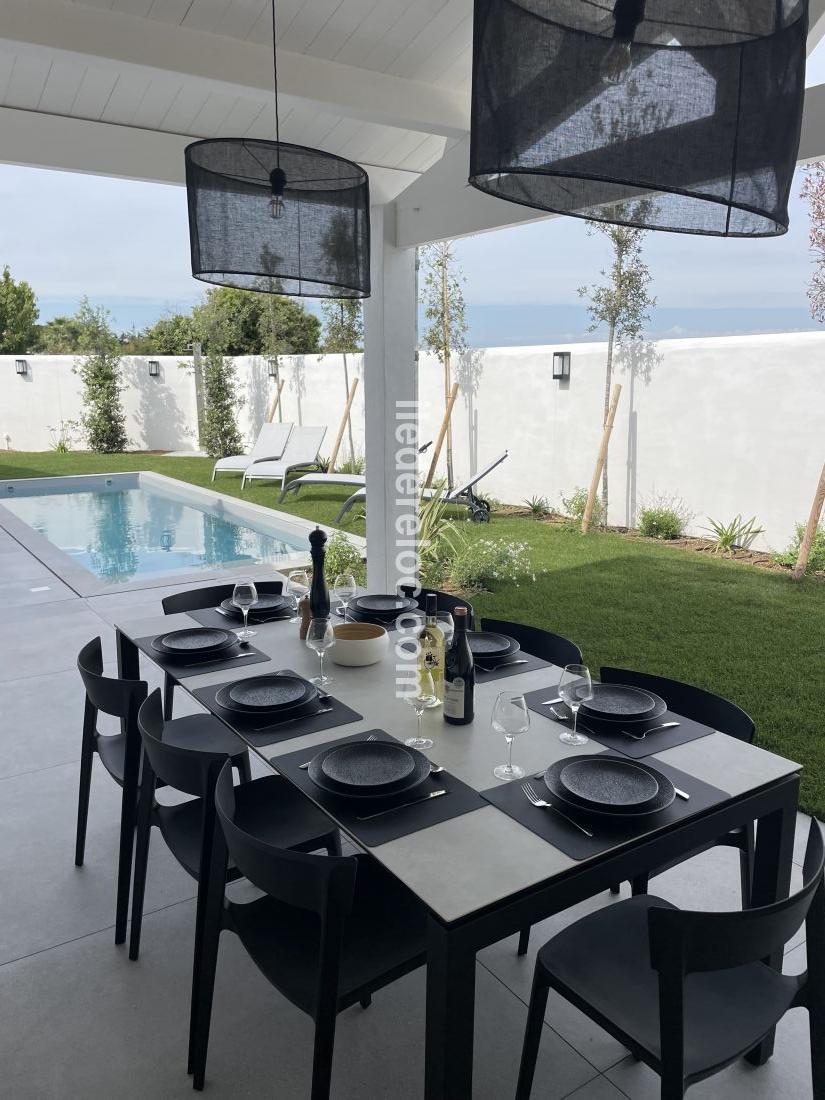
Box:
(0, 471, 345, 596)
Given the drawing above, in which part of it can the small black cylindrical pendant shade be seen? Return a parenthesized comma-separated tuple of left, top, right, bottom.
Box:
(185, 138, 370, 297)
(469, 0, 808, 237)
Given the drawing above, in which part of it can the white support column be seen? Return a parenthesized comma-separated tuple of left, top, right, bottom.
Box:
(363, 203, 418, 592)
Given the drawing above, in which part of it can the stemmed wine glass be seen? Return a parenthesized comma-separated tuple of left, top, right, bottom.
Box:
(404, 669, 436, 749)
(286, 569, 309, 623)
(491, 692, 530, 780)
(333, 573, 357, 620)
(232, 579, 258, 640)
(435, 611, 454, 647)
(306, 618, 335, 686)
(558, 664, 593, 746)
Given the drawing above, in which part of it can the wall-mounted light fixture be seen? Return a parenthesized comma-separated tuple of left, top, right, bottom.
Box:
(552, 351, 571, 381)
(267, 357, 279, 379)
(148, 360, 160, 377)
(15, 359, 28, 376)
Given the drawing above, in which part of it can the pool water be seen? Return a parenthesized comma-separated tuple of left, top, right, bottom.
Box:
(3, 484, 306, 584)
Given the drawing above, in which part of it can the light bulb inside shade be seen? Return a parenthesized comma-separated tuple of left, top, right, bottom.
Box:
(269, 195, 286, 220)
(601, 38, 633, 85)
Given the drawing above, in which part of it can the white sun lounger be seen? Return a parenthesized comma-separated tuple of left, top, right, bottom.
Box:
(334, 450, 508, 523)
(211, 422, 293, 481)
(241, 425, 328, 490)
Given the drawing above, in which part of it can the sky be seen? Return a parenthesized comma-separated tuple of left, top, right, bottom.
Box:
(2, 42, 825, 348)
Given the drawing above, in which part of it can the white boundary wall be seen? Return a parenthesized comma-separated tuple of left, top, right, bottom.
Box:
(2, 330, 824, 550)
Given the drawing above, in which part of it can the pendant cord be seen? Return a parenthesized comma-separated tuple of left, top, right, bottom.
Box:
(271, 0, 280, 166)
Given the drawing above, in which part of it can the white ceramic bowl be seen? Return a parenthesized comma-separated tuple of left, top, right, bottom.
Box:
(331, 622, 389, 667)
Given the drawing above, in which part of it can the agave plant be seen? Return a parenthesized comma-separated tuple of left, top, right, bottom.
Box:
(705, 514, 765, 555)
(417, 481, 464, 586)
(523, 494, 550, 519)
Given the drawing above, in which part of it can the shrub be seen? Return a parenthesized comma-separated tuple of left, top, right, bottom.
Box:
(337, 452, 365, 475)
(523, 494, 550, 519)
(73, 300, 128, 454)
(448, 538, 536, 593)
(775, 524, 825, 574)
(561, 486, 602, 527)
(200, 351, 243, 459)
(638, 493, 691, 540)
(323, 530, 366, 585)
(705, 514, 765, 555)
(48, 419, 82, 454)
(418, 484, 464, 588)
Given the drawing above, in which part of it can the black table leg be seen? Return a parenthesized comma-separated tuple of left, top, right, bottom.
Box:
(745, 775, 799, 1065)
(425, 916, 477, 1100)
(115, 629, 141, 945)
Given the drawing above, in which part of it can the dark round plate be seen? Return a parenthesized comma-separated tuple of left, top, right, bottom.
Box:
(580, 684, 657, 720)
(351, 594, 417, 617)
(151, 627, 236, 657)
(468, 632, 520, 661)
(308, 742, 431, 799)
(544, 756, 675, 817)
(221, 674, 315, 712)
(220, 593, 289, 618)
(559, 758, 659, 808)
(553, 695, 668, 727)
(215, 685, 321, 722)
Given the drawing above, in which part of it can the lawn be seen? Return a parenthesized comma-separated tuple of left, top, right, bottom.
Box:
(3, 450, 824, 817)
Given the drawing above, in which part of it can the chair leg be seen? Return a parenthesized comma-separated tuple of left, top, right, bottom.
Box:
(74, 730, 95, 867)
(660, 1070, 686, 1099)
(610, 884, 621, 895)
(515, 967, 551, 1100)
(115, 737, 141, 945)
(631, 873, 650, 897)
(191, 831, 227, 1090)
(163, 672, 175, 721)
(327, 831, 342, 857)
(128, 770, 156, 961)
(310, 1002, 338, 1100)
(517, 927, 531, 956)
(236, 752, 252, 784)
(359, 994, 372, 1009)
(739, 823, 755, 908)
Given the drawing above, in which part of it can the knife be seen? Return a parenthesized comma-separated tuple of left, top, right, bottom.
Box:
(181, 651, 258, 668)
(476, 659, 529, 672)
(251, 706, 334, 732)
(541, 696, 563, 706)
(356, 789, 447, 821)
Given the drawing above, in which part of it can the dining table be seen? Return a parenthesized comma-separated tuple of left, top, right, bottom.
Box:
(114, 607, 801, 1100)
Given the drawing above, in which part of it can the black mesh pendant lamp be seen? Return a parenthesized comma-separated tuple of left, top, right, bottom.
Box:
(469, 0, 808, 237)
(185, 2, 370, 296)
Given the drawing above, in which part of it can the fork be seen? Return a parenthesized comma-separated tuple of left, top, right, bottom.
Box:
(299, 732, 377, 769)
(621, 721, 680, 741)
(521, 781, 594, 837)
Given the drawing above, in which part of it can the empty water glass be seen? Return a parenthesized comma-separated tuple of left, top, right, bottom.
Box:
(404, 669, 436, 749)
(333, 573, 357, 619)
(286, 569, 309, 623)
(558, 664, 593, 746)
(491, 692, 530, 780)
(232, 579, 258, 640)
(306, 617, 335, 686)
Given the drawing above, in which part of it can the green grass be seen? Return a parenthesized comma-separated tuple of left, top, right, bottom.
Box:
(3, 450, 824, 816)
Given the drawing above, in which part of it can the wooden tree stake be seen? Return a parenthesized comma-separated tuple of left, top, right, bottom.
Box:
(327, 377, 360, 472)
(792, 460, 825, 580)
(425, 381, 460, 488)
(266, 379, 285, 423)
(582, 383, 622, 534)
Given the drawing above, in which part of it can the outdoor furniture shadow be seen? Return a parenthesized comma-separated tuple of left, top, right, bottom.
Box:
(189, 758, 429, 1096)
(515, 821, 825, 1100)
(211, 421, 293, 481)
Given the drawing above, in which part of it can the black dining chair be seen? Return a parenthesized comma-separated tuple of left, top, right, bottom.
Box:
(601, 667, 756, 902)
(160, 580, 284, 718)
(480, 618, 582, 667)
(76, 637, 147, 945)
(516, 821, 825, 1100)
(400, 584, 475, 628)
(189, 759, 429, 1096)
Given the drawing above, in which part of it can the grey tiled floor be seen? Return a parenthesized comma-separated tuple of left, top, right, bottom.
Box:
(0, 537, 815, 1098)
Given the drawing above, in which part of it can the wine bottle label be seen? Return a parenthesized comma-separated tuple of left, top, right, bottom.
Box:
(443, 678, 465, 719)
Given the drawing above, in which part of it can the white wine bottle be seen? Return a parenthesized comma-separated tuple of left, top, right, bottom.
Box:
(418, 593, 445, 702)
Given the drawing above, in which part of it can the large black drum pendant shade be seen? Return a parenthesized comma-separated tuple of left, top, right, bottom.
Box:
(469, 0, 808, 237)
(185, 1, 370, 297)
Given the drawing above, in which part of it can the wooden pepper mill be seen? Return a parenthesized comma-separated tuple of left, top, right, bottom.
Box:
(298, 595, 311, 639)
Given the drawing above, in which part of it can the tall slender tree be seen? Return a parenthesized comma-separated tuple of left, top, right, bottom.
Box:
(578, 206, 655, 520)
(73, 298, 128, 453)
(321, 299, 363, 463)
(420, 241, 468, 487)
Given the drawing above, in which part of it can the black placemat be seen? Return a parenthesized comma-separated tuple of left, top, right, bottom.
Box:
(134, 635, 270, 678)
(192, 672, 363, 747)
(475, 650, 554, 683)
(272, 729, 485, 847)
(481, 752, 730, 861)
(524, 686, 716, 758)
(189, 607, 293, 631)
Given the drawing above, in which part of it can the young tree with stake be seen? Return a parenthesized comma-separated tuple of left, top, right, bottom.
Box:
(321, 299, 363, 464)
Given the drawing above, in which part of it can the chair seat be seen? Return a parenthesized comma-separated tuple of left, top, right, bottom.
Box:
(96, 732, 127, 783)
(538, 895, 801, 1078)
(214, 454, 252, 471)
(158, 774, 338, 882)
(227, 853, 427, 1016)
(163, 714, 247, 759)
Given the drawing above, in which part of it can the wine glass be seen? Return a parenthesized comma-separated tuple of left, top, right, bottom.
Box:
(491, 692, 530, 780)
(558, 664, 593, 746)
(435, 611, 454, 647)
(333, 573, 357, 619)
(306, 618, 335, 686)
(286, 569, 309, 623)
(232, 579, 258, 640)
(405, 669, 436, 749)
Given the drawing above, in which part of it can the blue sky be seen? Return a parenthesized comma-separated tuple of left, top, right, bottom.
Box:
(0, 152, 820, 347)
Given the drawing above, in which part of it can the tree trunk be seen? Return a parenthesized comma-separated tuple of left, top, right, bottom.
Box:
(342, 352, 355, 462)
(792, 461, 825, 580)
(441, 262, 454, 488)
(601, 321, 616, 524)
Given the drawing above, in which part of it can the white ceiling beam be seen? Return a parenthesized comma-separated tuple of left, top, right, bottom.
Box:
(799, 81, 825, 162)
(0, 105, 419, 204)
(0, 0, 470, 139)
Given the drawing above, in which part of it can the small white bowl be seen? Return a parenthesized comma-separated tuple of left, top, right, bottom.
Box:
(331, 622, 389, 666)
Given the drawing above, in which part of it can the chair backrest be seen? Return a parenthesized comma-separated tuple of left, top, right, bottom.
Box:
(249, 421, 292, 460)
(161, 578, 284, 615)
(481, 618, 582, 667)
(447, 451, 508, 498)
(215, 760, 355, 917)
(401, 586, 475, 629)
(650, 821, 824, 977)
(77, 637, 147, 719)
(281, 425, 327, 465)
(600, 666, 754, 742)
(137, 689, 234, 798)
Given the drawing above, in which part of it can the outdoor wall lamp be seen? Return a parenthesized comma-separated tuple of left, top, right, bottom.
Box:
(148, 360, 160, 377)
(552, 351, 571, 381)
(15, 359, 27, 376)
(267, 358, 279, 379)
